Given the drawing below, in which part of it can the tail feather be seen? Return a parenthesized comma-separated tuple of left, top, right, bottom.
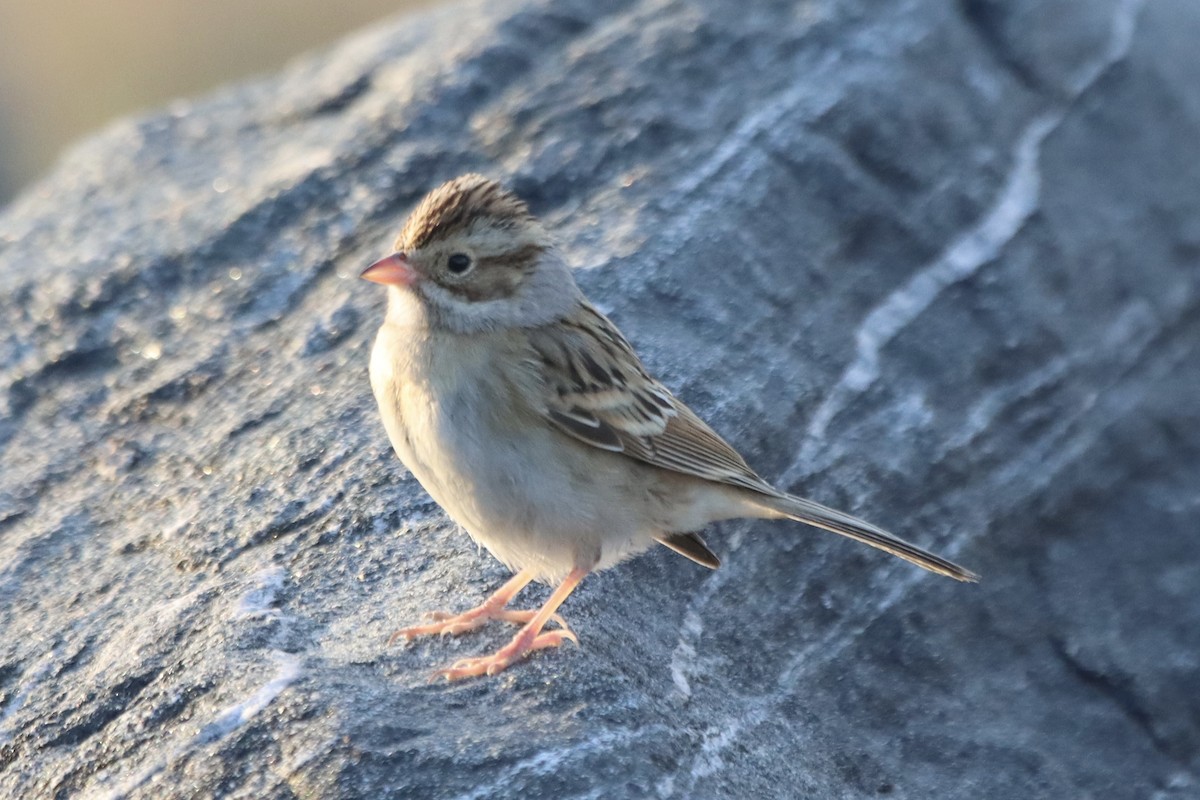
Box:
(755, 492, 979, 582)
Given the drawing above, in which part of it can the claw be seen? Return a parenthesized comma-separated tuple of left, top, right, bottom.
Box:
(401, 568, 589, 681)
(429, 628, 581, 681)
(389, 570, 542, 645)
(389, 604, 573, 646)
(430, 570, 588, 681)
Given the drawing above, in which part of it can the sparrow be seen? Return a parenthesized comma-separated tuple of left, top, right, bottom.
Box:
(362, 174, 977, 681)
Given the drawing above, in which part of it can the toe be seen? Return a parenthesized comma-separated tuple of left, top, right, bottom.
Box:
(529, 629, 578, 650)
(433, 656, 497, 682)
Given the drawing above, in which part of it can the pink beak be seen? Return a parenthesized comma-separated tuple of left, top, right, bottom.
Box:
(361, 253, 418, 287)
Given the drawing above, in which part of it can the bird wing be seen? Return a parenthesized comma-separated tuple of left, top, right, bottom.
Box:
(525, 301, 775, 495)
(524, 302, 981, 583)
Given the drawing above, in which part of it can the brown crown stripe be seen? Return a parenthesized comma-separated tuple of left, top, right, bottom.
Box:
(401, 174, 533, 251)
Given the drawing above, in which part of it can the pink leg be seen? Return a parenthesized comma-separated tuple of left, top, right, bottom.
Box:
(435, 567, 588, 681)
(388, 569, 568, 645)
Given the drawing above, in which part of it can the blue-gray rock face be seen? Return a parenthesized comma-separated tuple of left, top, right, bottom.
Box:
(2, 0, 1198, 797)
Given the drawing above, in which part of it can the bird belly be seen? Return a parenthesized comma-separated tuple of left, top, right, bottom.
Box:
(427, 415, 663, 582)
(371, 325, 663, 582)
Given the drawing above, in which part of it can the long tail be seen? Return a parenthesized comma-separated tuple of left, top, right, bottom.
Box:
(753, 492, 979, 582)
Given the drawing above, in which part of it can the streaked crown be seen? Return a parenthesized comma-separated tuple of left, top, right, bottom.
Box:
(399, 174, 536, 252)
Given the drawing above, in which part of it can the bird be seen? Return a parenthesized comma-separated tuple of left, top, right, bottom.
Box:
(361, 174, 977, 681)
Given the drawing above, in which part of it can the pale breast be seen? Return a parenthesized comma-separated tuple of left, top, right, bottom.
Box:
(368, 320, 670, 580)
(370, 321, 493, 506)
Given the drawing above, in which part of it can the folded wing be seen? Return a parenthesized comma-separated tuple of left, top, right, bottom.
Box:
(526, 301, 774, 495)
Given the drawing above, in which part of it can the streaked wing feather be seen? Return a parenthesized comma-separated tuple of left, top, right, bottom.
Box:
(528, 301, 773, 494)
(545, 408, 624, 451)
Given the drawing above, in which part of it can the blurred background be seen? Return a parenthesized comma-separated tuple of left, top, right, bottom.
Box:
(0, 0, 444, 207)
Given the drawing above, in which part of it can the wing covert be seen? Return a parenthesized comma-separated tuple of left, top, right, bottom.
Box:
(527, 302, 773, 494)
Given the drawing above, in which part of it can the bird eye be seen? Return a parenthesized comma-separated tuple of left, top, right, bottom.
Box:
(446, 253, 473, 275)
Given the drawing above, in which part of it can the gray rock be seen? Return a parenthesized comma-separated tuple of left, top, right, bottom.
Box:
(2, 0, 1198, 797)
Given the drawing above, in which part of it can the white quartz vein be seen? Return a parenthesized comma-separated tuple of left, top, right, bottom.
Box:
(0, 660, 53, 744)
(801, 111, 1055, 447)
(232, 564, 287, 620)
(799, 0, 1146, 459)
(674, 292, 1187, 795)
(92, 652, 301, 800)
(450, 724, 668, 800)
(668, 0, 1149, 791)
(667, 527, 747, 702)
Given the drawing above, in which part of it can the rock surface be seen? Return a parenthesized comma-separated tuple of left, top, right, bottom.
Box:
(2, 0, 1199, 797)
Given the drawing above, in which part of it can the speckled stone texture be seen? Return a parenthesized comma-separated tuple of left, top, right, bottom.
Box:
(1, 0, 1198, 797)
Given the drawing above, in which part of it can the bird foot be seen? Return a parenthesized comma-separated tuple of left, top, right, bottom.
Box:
(432, 626, 579, 681)
(388, 605, 569, 645)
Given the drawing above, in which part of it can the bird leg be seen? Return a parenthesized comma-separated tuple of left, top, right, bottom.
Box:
(434, 567, 587, 681)
(388, 568, 569, 644)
